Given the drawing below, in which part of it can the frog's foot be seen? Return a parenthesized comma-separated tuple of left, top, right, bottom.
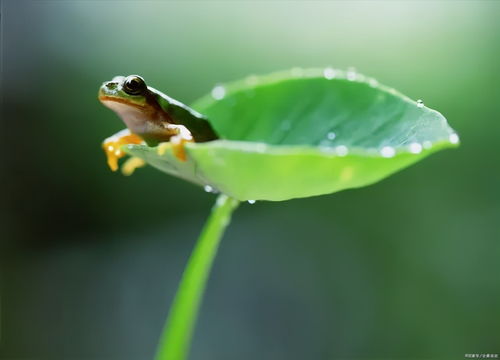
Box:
(103, 142, 124, 171)
(170, 134, 194, 162)
(159, 125, 194, 162)
(102, 129, 144, 171)
(121, 157, 146, 176)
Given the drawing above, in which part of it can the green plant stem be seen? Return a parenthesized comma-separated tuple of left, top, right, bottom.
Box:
(154, 194, 240, 360)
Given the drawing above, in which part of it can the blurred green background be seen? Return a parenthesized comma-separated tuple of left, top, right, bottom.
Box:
(2, 1, 499, 359)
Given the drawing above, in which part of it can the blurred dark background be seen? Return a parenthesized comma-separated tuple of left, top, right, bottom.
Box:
(1, 1, 499, 359)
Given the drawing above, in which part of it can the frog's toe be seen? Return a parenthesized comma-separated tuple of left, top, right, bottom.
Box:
(170, 135, 190, 162)
(103, 142, 125, 171)
(102, 130, 144, 172)
(121, 157, 146, 176)
(157, 142, 171, 156)
(108, 158, 119, 172)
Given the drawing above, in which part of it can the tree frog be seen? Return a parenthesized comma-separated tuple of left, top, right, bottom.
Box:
(99, 75, 218, 172)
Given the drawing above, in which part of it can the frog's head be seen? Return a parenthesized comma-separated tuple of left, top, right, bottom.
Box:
(99, 74, 166, 135)
(98, 75, 149, 108)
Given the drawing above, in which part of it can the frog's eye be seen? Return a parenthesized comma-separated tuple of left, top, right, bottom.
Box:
(123, 75, 146, 95)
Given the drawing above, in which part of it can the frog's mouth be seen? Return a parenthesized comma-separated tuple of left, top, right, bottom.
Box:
(99, 91, 167, 135)
(99, 94, 145, 110)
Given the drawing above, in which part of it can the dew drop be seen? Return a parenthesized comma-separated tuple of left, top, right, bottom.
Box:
(409, 143, 423, 154)
(323, 67, 336, 80)
(114, 150, 122, 156)
(347, 67, 357, 81)
(368, 78, 379, 87)
(204, 185, 214, 193)
(107, 145, 114, 152)
(327, 132, 336, 140)
(449, 133, 460, 144)
(216, 196, 226, 207)
(247, 200, 256, 204)
(211, 85, 226, 100)
(380, 146, 396, 158)
(417, 99, 424, 108)
(336, 145, 348, 157)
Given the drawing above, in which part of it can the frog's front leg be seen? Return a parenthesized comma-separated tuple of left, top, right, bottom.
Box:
(102, 128, 144, 171)
(157, 125, 194, 162)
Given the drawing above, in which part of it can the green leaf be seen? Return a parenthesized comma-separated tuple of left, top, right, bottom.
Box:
(124, 68, 459, 201)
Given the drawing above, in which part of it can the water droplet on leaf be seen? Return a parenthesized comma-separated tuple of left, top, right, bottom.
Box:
(368, 78, 378, 87)
(417, 99, 424, 108)
(327, 132, 336, 140)
(449, 133, 460, 144)
(347, 67, 357, 81)
(409, 143, 423, 154)
(211, 85, 226, 100)
(204, 185, 214, 193)
(336, 145, 348, 156)
(380, 146, 396, 158)
(247, 200, 256, 204)
(323, 67, 336, 80)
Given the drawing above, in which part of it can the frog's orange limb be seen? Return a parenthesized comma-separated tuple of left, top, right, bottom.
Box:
(170, 135, 190, 162)
(121, 157, 146, 176)
(102, 129, 144, 171)
(167, 125, 194, 162)
(157, 142, 170, 156)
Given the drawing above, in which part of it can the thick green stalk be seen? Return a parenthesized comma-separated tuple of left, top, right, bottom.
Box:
(154, 194, 240, 360)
